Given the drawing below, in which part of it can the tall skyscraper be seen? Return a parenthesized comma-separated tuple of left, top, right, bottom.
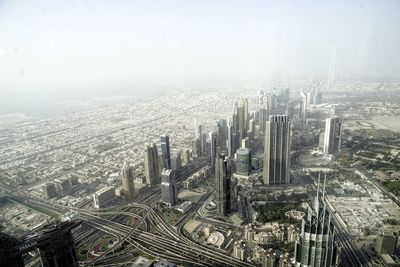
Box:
(294, 175, 339, 267)
(259, 95, 270, 135)
(216, 119, 228, 149)
(238, 98, 247, 137)
(121, 161, 135, 197)
(256, 89, 265, 123)
(286, 100, 295, 120)
(192, 138, 202, 157)
(144, 143, 160, 185)
(215, 151, 231, 216)
(300, 90, 307, 120)
(210, 131, 218, 173)
(227, 116, 240, 157)
(161, 168, 177, 205)
(171, 151, 182, 171)
(161, 134, 171, 169)
(232, 103, 240, 135)
(323, 117, 342, 155)
(194, 118, 203, 139)
(201, 132, 207, 156)
(263, 115, 291, 186)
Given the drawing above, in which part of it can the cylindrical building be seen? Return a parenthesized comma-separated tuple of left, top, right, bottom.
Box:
(235, 148, 251, 176)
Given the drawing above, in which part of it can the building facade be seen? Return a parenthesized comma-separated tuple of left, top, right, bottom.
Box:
(161, 168, 177, 205)
(263, 115, 291, 186)
(323, 117, 342, 155)
(215, 152, 231, 216)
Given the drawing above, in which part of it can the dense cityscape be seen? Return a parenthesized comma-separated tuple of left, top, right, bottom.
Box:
(1, 0, 400, 266)
(1, 82, 400, 267)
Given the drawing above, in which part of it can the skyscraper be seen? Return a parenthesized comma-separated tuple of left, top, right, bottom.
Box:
(161, 168, 177, 205)
(216, 119, 228, 149)
(210, 131, 218, 173)
(238, 98, 247, 137)
(215, 151, 231, 216)
(121, 161, 135, 197)
(259, 95, 270, 135)
(194, 118, 203, 139)
(300, 90, 307, 120)
(144, 143, 160, 185)
(227, 116, 239, 157)
(263, 115, 291, 186)
(192, 138, 202, 157)
(323, 117, 342, 155)
(161, 134, 171, 169)
(294, 175, 339, 267)
(171, 150, 182, 171)
(235, 148, 251, 176)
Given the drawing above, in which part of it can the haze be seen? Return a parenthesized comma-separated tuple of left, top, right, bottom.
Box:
(0, 0, 399, 114)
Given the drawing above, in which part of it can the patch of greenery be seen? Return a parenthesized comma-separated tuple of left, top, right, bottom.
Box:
(383, 180, 400, 195)
(256, 203, 305, 224)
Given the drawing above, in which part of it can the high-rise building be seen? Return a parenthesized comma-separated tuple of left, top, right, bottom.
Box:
(121, 161, 135, 197)
(161, 134, 171, 169)
(236, 148, 251, 176)
(144, 143, 160, 185)
(0, 220, 81, 267)
(259, 95, 270, 135)
(256, 90, 265, 122)
(263, 115, 291, 186)
(192, 138, 202, 157)
(215, 151, 231, 216)
(209, 131, 217, 168)
(171, 151, 182, 171)
(217, 119, 228, 149)
(38, 220, 81, 267)
(286, 100, 295, 120)
(195, 118, 203, 139)
(201, 132, 208, 156)
(299, 90, 307, 120)
(54, 178, 72, 197)
(182, 149, 191, 163)
(233, 240, 247, 261)
(262, 248, 277, 267)
(248, 119, 255, 138)
(161, 169, 177, 205)
(43, 182, 58, 199)
(375, 231, 398, 255)
(93, 186, 115, 208)
(323, 117, 342, 155)
(294, 175, 339, 267)
(238, 98, 248, 137)
(227, 117, 237, 157)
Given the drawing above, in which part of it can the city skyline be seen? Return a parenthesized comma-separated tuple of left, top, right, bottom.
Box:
(1, 1, 400, 115)
(1, 1, 400, 267)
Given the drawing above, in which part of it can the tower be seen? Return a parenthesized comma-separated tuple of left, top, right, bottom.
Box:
(121, 161, 135, 197)
(161, 134, 171, 169)
(238, 98, 247, 137)
(38, 221, 81, 267)
(300, 90, 307, 120)
(215, 151, 231, 216)
(323, 117, 342, 155)
(161, 169, 177, 205)
(263, 115, 291, 186)
(216, 119, 228, 149)
(259, 95, 270, 135)
(294, 174, 339, 267)
(144, 143, 160, 185)
(210, 131, 218, 173)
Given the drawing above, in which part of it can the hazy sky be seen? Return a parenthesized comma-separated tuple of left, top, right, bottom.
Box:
(0, 0, 399, 113)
